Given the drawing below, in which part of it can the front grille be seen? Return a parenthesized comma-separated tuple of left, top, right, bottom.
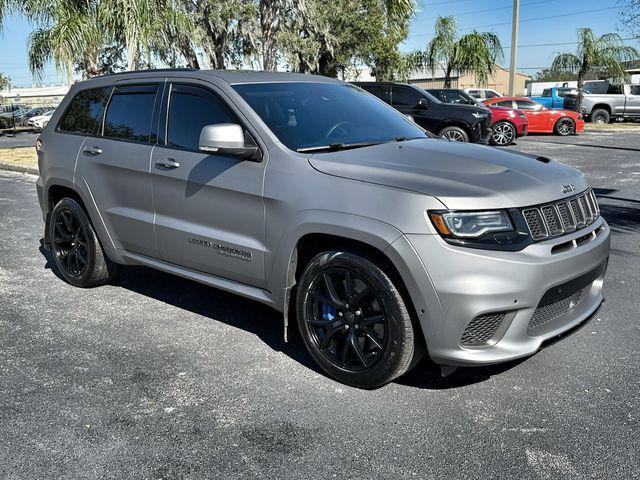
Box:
(522, 189, 599, 242)
(527, 286, 589, 333)
(461, 312, 506, 346)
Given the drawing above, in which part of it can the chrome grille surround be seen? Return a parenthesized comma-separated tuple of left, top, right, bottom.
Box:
(522, 189, 599, 242)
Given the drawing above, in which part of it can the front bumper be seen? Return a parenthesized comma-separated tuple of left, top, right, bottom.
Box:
(388, 218, 610, 366)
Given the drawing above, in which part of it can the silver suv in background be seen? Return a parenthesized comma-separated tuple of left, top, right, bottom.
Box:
(36, 70, 610, 388)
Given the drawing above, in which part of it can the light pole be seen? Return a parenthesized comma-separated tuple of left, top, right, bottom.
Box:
(508, 0, 520, 96)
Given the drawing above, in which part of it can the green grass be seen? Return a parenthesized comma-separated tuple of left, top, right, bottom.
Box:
(0, 147, 38, 167)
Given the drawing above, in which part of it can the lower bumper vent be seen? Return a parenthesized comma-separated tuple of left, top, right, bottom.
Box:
(461, 312, 506, 346)
(528, 286, 588, 333)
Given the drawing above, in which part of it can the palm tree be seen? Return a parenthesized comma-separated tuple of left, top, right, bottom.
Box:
(0, 73, 10, 90)
(550, 28, 640, 111)
(423, 16, 503, 88)
(27, 0, 105, 84)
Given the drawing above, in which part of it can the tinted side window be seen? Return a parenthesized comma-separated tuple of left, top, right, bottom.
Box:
(497, 100, 514, 108)
(104, 85, 158, 142)
(606, 84, 622, 95)
(392, 87, 421, 107)
(468, 90, 481, 98)
(58, 87, 111, 135)
(630, 85, 640, 96)
(515, 99, 539, 110)
(167, 84, 235, 150)
(444, 91, 470, 104)
(485, 90, 500, 99)
(363, 85, 391, 104)
(542, 89, 551, 97)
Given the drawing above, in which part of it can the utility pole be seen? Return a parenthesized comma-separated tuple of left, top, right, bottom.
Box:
(508, 0, 520, 95)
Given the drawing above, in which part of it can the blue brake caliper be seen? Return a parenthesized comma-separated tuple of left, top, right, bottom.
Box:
(322, 303, 336, 322)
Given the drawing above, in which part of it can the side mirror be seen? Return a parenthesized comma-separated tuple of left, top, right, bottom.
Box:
(415, 98, 428, 110)
(199, 123, 261, 161)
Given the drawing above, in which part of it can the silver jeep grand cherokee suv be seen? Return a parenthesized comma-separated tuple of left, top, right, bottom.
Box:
(36, 70, 610, 388)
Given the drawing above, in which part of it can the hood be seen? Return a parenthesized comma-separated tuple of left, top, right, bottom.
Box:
(308, 139, 587, 210)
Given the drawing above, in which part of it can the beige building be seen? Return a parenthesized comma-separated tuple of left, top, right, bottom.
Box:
(408, 65, 531, 96)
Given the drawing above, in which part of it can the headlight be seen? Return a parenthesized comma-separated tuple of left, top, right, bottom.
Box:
(428, 210, 513, 238)
(472, 112, 488, 119)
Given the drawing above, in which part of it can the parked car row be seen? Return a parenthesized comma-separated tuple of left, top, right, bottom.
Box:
(0, 104, 57, 129)
(353, 82, 583, 147)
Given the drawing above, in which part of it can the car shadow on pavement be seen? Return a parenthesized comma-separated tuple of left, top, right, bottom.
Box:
(594, 188, 640, 235)
(39, 239, 522, 391)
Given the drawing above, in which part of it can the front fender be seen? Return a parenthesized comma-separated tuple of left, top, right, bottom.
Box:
(267, 210, 404, 306)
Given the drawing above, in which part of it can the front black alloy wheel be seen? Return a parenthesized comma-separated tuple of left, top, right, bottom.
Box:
(297, 251, 419, 388)
(305, 268, 387, 371)
(49, 197, 119, 287)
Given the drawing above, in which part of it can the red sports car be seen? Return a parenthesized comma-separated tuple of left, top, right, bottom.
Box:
(486, 106, 528, 146)
(483, 96, 584, 136)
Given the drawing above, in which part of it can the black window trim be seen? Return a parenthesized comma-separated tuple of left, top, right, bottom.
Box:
(160, 81, 258, 155)
(101, 83, 162, 145)
(55, 85, 114, 139)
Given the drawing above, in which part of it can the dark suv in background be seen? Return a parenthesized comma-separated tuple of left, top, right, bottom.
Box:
(354, 82, 492, 144)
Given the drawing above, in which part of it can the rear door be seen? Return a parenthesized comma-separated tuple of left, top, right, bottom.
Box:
(75, 82, 162, 257)
(150, 81, 267, 288)
(625, 85, 640, 115)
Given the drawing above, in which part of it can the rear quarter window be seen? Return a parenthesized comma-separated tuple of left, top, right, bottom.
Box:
(58, 87, 111, 135)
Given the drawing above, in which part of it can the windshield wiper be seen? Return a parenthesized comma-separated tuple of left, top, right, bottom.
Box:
(296, 141, 386, 153)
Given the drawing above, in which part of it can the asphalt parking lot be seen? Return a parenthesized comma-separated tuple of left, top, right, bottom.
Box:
(1, 131, 639, 479)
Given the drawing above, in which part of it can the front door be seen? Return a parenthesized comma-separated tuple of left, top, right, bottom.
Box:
(515, 99, 546, 132)
(626, 85, 640, 115)
(392, 86, 436, 133)
(75, 83, 162, 257)
(150, 82, 267, 288)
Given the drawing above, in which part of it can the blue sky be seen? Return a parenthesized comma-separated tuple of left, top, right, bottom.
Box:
(0, 0, 635, 87)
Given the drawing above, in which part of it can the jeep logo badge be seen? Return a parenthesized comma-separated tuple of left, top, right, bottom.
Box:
(562, 184, 576, 194)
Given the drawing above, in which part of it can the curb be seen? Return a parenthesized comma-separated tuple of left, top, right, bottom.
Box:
(0, 162, 39, 175)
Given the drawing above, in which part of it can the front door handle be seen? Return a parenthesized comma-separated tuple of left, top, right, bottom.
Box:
(156, 158, 180, 169)
(83, 146, 102, 155)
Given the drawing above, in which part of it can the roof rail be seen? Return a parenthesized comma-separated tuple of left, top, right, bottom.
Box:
(97, 68, 196, 78)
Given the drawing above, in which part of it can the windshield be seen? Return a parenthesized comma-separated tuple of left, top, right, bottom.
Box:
(232, 82, 427, 152)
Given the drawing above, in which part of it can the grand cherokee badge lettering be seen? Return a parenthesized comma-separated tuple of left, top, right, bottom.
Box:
(562, 184, 576, 194)
(188, 237, 253, 261)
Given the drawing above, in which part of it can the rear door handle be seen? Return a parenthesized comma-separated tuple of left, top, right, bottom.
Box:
(83, 146, 102, 155)
(156, 157, 180, 168)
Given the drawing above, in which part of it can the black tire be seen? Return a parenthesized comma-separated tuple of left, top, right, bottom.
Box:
(490, 121, 516, 146)
(439, 126, 469, 142)
(296, 251, 418, 388)
(590, 108, 610, 125)
(554, 117, 576, 136)
(49, 197, 119, 287)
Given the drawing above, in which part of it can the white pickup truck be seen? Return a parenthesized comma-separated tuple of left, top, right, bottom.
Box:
(580, 81, 640, 123)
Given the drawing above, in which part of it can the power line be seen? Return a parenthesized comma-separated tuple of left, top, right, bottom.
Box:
(419, 0, 556, 22)
(501, 37, 639, 50)
(409, 5, 625, 39)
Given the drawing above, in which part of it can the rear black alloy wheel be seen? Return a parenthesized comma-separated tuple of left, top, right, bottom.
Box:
(297, 252, 418, 388)
(49, 197, 119, 287)
(52, 209, 89, 277)
(555, 117, 575, 136)
(490, 121, 516, 146)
